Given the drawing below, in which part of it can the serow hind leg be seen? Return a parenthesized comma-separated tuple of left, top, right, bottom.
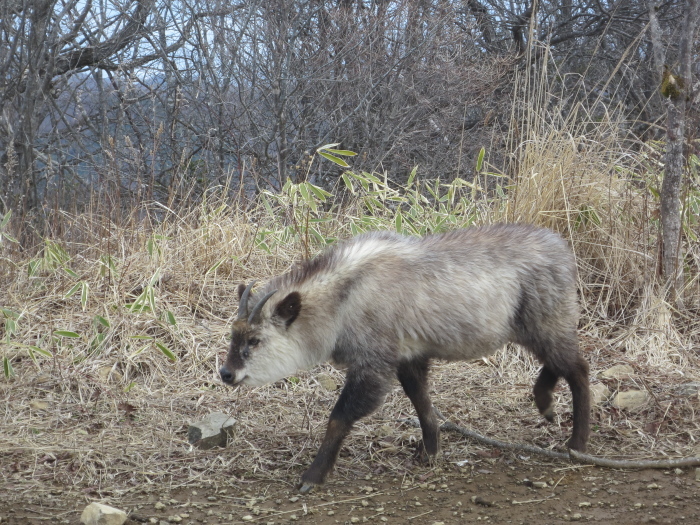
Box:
(298, 370, 388, 493)
(535, 355, 590, 452)
(563, 356, 590, 452)
(397, 359, 440, 461)
(533, 366, 559, 422)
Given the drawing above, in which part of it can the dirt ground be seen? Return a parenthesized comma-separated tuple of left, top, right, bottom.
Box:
(2, 346, 699, 525)
(3, 446, 699, 525)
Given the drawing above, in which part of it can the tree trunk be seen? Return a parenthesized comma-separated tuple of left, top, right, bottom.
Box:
(660, 0, 700, 303)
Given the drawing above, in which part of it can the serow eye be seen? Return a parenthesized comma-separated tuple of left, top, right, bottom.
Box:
(248, 338, 260, 347)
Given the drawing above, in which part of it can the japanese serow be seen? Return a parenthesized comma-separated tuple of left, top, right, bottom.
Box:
(220, 224, 590, 493)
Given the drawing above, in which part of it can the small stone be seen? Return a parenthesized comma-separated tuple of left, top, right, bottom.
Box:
(428, 484, 436, 490)
(30, 400, 50, 411)
(327, 511, 335, 516)
(241, 517, 253, 522)
(590, 383, 610, 405)
(646, 483, 660, 489)
(571, 513, 582, 521)
(350, 518, 360, 524)
(289, 496, 299, 503)
(187, 412, 236, 450)
(289, 514, 298, 521)
(207, 496, 217, 502)
(154, 502, 166, 510)
(612, 390, 648, 410)
(97, 366, 122, 383)
(375, 424, 393, 438)
(167, 516, 181, 523)
(599, 364, 635, 379)
(695, 468, 700, 481)
(316, 373, 338, 391)
(579, 502, 591, 508)
(80, 503, 128, 525)
(361, 500, 369, 507)
(532, 481, 548, 489)
(674, 468, 683, 475)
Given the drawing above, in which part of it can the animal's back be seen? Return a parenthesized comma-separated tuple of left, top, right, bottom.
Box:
(325, 224, 578, 362)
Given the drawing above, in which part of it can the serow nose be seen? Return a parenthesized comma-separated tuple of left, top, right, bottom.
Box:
(220, 366, 234, 384)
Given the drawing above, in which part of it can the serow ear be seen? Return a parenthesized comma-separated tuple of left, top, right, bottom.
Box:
(237, 283, 247, 301)
(274, 292, 302, 328)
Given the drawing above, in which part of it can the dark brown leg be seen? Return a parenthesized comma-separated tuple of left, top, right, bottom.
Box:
(298, 370, 389, 493)
(533, 366, 559, 422)
(534, 339, 590, 453)
(563, 355, 590, 452)
(397, 358, 440, 458)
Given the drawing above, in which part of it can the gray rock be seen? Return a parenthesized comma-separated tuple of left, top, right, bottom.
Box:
(316, 373, 338, 392)
(599, 364, 635, 379)
(612, 390, 648, 410)
(676, 382, 700, 397)
(80, 503, 127, 525)
(188, 412, 236, 449)
(590, 383, 610, 405)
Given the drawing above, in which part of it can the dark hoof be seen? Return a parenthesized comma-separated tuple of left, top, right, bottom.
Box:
(298, 481, 316, 494)
(541, 405, 555, 423)
(412, 442, 439, 464)
(567, 438, 587, 453)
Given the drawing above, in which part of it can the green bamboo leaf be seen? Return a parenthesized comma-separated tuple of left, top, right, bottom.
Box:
(155, 341, 177, 362)
(165, 310, 177, 326)
(318, 151, 350, 167)
(476, 147, 485, 172)
(129, 344, 150, 358)
(3, 357, 14, 378)
(317, 142, 341, 151)
(206, 258, 225, 275)
(307, 226, 325, 244)
(125, 303, 152, 314)
(325, 149, 357, 156)
(359, 171, 382, 184)
(1, 308, 19, 319)
(341, 173, 355, 194)
(308, 183, 333, 200)
(1, 232, 18, 243)
(0, 210, 10, 229)
(64, 283, 82, 299)
(28, 259, 41, 277)
(54, 330, 80, 338)
(29, 345, 53, 358)
(407, 166, 418, 187)
(130, 335, 153, 340)
(4, 319, 17, 338)
(63, 267, 79, 279)
(94, 315, 110, 328)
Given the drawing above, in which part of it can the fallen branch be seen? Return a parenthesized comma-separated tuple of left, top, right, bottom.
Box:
(400, 417, 700, 469)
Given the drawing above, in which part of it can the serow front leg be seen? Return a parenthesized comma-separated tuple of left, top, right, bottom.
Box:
(298, 370, 388, 493)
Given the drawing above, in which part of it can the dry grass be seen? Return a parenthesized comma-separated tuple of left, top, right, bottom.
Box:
(2, 71, 700, 504)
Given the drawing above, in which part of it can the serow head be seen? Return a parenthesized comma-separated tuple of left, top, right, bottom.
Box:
(220, 281, 303, 387)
